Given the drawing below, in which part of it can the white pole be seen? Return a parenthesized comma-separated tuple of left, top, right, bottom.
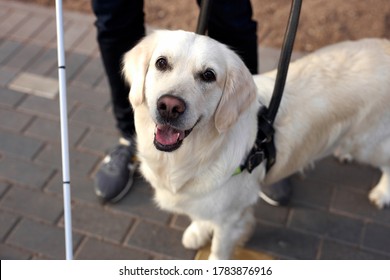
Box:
(54, 0, 73, 260)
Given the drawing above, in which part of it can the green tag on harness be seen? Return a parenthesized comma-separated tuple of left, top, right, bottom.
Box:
(232, 166, 242, 176)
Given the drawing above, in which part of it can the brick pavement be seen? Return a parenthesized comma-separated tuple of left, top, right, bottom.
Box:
(1, 1, 390, 260)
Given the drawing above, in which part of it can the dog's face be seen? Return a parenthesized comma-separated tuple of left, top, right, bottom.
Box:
(123, 30, 257, 152)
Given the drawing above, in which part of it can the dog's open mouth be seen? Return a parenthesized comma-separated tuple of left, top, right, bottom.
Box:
(154, 122, 198, 152)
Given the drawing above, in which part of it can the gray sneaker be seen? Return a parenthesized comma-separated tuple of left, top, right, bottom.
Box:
(94, 143, 137, 203)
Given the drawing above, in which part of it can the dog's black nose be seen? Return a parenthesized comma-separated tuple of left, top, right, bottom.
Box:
(157, 95, 186, 120)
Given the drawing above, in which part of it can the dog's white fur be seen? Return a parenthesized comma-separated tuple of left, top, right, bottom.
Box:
(123, 30, 390, 259)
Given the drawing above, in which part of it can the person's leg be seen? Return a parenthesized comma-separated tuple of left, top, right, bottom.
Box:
(198, 0, 258, 74)
(92, 0, 145, 139)
(92, 0, 145, 203)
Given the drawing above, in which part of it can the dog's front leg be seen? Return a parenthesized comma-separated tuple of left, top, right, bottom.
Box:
(182, 220, 213, 250)
(208, 208, 255, 260)
(208, 226, 237, 260)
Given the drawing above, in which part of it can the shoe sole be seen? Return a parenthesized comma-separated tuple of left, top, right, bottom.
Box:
(259, 191, 281, 207)
(100, 162, 138, 204)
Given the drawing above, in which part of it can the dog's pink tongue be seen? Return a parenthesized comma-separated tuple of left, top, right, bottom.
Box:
(155, 125, 184, 145)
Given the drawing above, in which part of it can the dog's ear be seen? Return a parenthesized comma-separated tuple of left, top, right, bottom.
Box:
(215, 53, 257, 133)
(122, 32, 159, 106)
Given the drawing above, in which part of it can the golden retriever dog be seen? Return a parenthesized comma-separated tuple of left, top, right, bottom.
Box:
(122, 30, 390, 259)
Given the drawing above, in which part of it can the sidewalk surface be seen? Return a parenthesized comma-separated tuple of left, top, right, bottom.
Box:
(1, 1, 390, 260)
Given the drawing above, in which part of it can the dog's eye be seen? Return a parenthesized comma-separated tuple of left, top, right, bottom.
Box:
(156, 57, 169, 71)
(201, 69, 216, 83)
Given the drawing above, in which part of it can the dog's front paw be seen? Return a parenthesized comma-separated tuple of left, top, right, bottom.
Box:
(182, 222, 211, 250)
(369, 187, 390, 209)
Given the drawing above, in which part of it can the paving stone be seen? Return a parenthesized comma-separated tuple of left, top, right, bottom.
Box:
(66, 203, 134, 243)
(67, 84, 110, 110)
(0, 185, 64, 223)
(45, 172, 97, 204)
(319, 239, 390, 260)
(331, 187, 390, 225)
(76, 238, 153, 260)
(63, 9, 95, 24)
(305, 157, 379, 193)
(288, 208, 364, 244)
(72, 57, 105, 87)
(0, 68, 19, 87)
(0, 87, 25, 108)
(289, 172, 335, 210)
(0, 130, 43, 160)
(36, 144, 99, 175)
(171, 214, 191, 230)
(362, 222, 390, 255)
(62, 22, 89, 52)
(71, 26, 98, 56)
(0, 108, 33, 132)
(246, 222, 320, 259)
(0, 0, 55, 17)
(254, 199, 290, 225)
(4, 43, 43, 72)
(17, 94, 76, 120)
(30, 18, 57, 46)
(7, 218, 82, 259)
(0, 9, 28, 38)
(127, 220, 196, 260)
(0, 244, 31, 260)
(47, 51, 90, 81)
(9, 72, 58, 99)
(108, 177, 172, 225)
(0, 7, 9, 22)
(79, 128, 119, 155)
(25, 117, 87, 146)
(0, 181, 10, 197)
(94, 74, 109, 93)
(24, 48, 58, 76)
(290, 183, 334, 210)
(9, 14, 47, 42)
(0, 210, 19, 240)
(0, 156, 54, 189)
(70, 105, 117, 132)
(0, 40, 22, 65)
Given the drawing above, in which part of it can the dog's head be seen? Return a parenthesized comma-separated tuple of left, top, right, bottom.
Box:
(123, 30, 257, 152)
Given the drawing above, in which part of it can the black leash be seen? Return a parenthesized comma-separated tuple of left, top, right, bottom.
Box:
(241, 0, 302, 174)
(196, 0, 213, 35)
(266, 0, 302, 122)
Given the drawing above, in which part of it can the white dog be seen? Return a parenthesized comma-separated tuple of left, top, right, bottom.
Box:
(122, 30, 390, 259)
